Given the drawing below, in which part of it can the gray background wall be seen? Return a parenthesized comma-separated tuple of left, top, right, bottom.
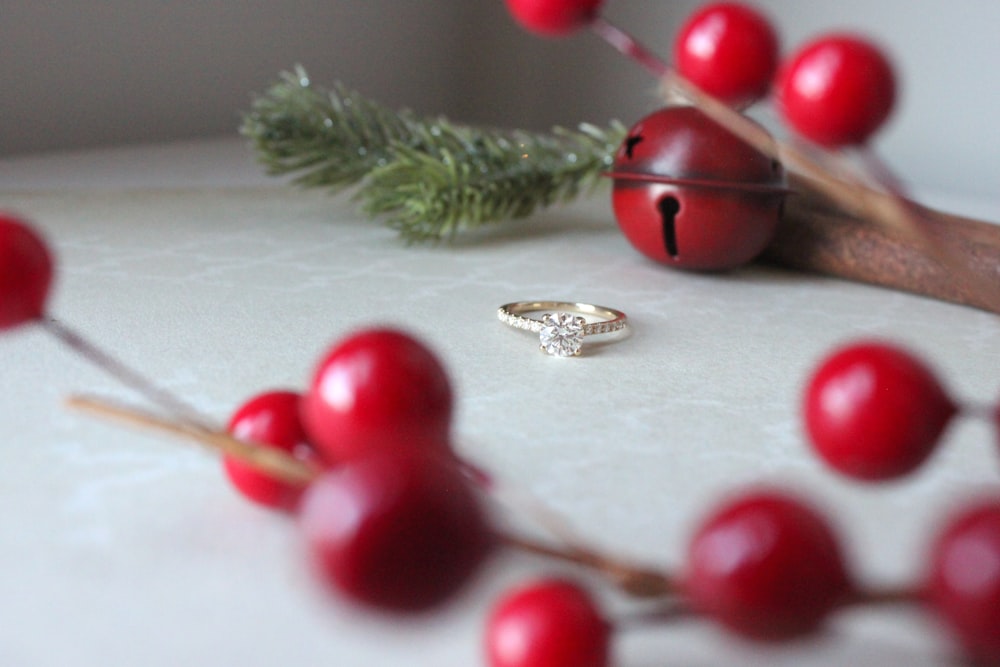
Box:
(3, 1, 998, 198)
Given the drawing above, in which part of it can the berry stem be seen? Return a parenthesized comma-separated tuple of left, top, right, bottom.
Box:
(842, 584, 924, 608)
(66, 394, 318, 485)
(488, 476, 601, 551)
(589, 17, 670, 77)
(612, 600, 695, 630)
(42, 317, 217, 431)
(500, 530, 676, 598)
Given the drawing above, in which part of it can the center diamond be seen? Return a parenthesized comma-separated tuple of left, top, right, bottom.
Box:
(538, 312, 586, 357)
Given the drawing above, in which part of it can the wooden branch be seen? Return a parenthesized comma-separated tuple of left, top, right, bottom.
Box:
(764, 176, 1000, 313)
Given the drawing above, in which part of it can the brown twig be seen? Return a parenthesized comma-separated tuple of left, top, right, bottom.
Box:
(501, 531, 676, 598)
(842, 584, 925, 608)
(65, 394, 317, 485)
(44, 319, 219, 430)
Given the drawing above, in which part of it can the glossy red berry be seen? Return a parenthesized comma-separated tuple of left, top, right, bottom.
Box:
(803, 340, 957, 481)
(299, 449, 495, 613)
(777, 34, 896, 147)
(682, 490, 852, 640)
(300, 328, 454, 463)
(674, 2, 779, 108)
(486, 578, 610, 667)
(609, 106, 786, 271)
(504, 0, 604, 37)
(925, 500, 1000, 665)
(0, 213, 54, 331)
(224, 390, 322, 512)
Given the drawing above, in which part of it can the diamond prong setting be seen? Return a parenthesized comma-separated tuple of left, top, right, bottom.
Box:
(538, 312, 586, 357)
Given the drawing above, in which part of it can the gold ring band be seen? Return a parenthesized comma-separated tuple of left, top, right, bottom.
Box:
(497, 301, 629, 357)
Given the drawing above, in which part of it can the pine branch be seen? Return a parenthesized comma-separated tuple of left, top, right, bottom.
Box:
(241, 67, 626, 242)
(240, 66, 424, 189)
(364, 124, 624, 243)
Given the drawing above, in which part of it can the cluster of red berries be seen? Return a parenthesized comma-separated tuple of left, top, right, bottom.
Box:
(507, 0, 901, 274)
(0, 210, 496, 611)
(226, 327, 496, 613)
(234, 334, 1000, 666)
(3, 206, 1000, 664)
(676, 2, 896, 148)
(506, 0, 896, 148)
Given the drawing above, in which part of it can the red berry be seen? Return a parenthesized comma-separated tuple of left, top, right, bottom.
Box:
(674, 2, 779, 108)
(682, 490, 852, 640)
(504, 0, 604, 37)
(300, 328, 454, 462)
(299, 449, 495, 613)
(224, 390, 322, 512)
(803, 340, 956, 481)
(777, 34, 896, 147)
(925, 500, 1000, 665)
(486, 578, 610, 667)
(0, 213, 54, 331)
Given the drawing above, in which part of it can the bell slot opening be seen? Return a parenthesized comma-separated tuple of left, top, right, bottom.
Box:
(658, 195, 681, 258)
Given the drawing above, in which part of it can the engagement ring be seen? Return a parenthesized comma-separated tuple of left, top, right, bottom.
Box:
(497, 301, 629, 357)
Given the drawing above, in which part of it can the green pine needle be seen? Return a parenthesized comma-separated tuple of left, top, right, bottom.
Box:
(241, 67, 626, 243)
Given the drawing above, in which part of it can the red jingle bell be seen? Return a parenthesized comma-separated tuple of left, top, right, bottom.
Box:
(609, 106, 786, 271)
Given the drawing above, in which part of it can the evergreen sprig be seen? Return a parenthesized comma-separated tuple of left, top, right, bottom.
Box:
(241, 67, 626, 242)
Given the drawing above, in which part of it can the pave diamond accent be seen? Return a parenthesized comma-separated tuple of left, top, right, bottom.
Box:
(538, 312, 586, 357)
(497, 307, 543, 333)
(582, 320, 627, 336)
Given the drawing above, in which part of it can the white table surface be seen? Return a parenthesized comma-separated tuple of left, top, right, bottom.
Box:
(2, 137, 1000, 666)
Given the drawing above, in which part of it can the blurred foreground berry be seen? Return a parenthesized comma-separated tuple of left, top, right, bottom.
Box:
(803, 340, 957, 481)
(682, 490, 852, 640)
(224, 390, 323, 511)
(299, 449, 495, 613)
(926, 500, 1000, 665)
(301, 328, 454, 462)
(486, 578, 610, 667)
(0, 213, 54, 331)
